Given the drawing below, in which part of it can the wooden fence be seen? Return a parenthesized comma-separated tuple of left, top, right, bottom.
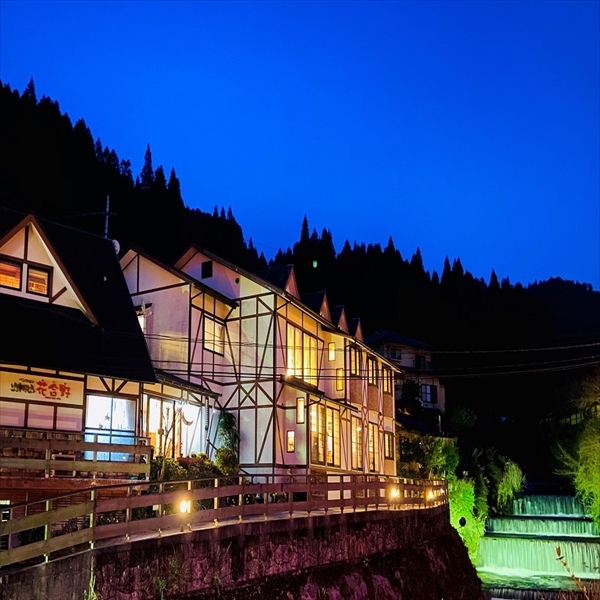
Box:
(0, 474, 447, 568)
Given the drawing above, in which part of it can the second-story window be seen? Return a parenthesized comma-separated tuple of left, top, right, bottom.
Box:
(328, 342, 336, 361)
(204, 316, 224, 355)
(27, 266, 51, 296)
(383, 368, 393, 393)
(349, 346, 361, 376)
(367, 358, 377, 385)
(336, 368, 344, 392)
(286, 323, 317, 385)
(421, 384, 438, 404)
(0, 259, 21, 290)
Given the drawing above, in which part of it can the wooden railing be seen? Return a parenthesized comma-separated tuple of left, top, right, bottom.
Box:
(0, 474, 447, 568)
(0, 428, 151, 479)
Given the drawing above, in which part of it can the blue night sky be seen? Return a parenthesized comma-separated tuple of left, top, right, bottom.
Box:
(1, 1, 599, 288)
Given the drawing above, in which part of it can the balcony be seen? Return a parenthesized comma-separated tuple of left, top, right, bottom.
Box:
(0, 427, 151, 482)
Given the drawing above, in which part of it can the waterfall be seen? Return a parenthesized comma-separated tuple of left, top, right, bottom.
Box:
(477, 495, 600, 595)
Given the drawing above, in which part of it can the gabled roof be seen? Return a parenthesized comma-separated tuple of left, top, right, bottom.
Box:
(121, 245, 236, 308)
(255, 265, 294, 290)
(330, 305, 349, 333)
(300, 291, 331, 321)
(254, 265, 300, 298)
(366, 329, 432, 351)
(349, 317, 363, 342)
(0, 211, 156, 382)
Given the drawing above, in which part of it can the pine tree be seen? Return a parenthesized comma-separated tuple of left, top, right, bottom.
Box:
(140, 144, 154, 190)
(154, 165, 167, 190)
(23, 77, 36, 103)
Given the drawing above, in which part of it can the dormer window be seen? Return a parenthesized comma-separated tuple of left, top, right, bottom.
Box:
(0, 259, 22, 290)
(27, 266, 51, 296)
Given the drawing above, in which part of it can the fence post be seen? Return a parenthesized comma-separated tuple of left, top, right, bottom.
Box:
(125, 485, 131, 541)
(214, 478, 219, 526)
(89, 488, 95, 550)
(43, 499, 52, 562)
(239, 476, 244, 522)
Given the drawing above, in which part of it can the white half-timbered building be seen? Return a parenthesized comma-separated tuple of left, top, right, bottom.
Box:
(121, 244, 399, 478)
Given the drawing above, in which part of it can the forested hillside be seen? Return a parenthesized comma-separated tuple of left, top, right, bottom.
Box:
(2, 80, 599, 473)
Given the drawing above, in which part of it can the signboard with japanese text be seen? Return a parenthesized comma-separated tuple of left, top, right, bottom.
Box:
(0, 370, 84, 406)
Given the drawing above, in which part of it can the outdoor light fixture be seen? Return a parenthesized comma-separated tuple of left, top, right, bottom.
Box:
(390, 487, 399, 499)
(179, 500, 191, 514)
(427, 491, 434, 500)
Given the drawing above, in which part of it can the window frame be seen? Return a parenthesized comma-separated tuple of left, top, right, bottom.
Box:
(335, 368, 344, 392)
(328, 342, 336, 362)
(0, 258, 23, 291)
(382, 368, 393, 393)
(26, 265, 51, 297)
(286, 323, 318, 385)
(384, 432, 394, 459)
(204, 315, 225, 355)
(201, 260, 213, 279)
(367, 358, 377, 386)
(351, 416, 363, 471)
(349, 346, 361, 376)
(310, 403, 340, 467)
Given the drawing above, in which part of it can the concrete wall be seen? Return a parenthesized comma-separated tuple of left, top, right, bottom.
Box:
(0, 506, 484, 600)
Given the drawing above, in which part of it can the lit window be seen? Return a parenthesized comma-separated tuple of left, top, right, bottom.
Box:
(287, 430, 295, 453)
(296, 397, 305, 424)
(368, 423, 379, 472)
(204, 316, 224, 355)
(367, 358, 377, 385)
(383, 368, 393, 393)
(0, 259, 21, 290)
(286, 323, 317, 385)
(349, 346, 360, 376)
(336, 368, 344, 391)
(328, 342, 336, 361)
(310, 403, 339, 467)
(27, 266, 50, 296)
(351, 416, 363, 471)
(384, 432, 394, 459)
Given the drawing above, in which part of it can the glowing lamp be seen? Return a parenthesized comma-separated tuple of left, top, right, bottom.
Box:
(180, 500, 191, 514)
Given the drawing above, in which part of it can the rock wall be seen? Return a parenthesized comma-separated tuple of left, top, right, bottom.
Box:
(0, 505, 486, 600)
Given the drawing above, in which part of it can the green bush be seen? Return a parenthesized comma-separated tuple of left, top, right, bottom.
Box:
(448, 478, 486, 563)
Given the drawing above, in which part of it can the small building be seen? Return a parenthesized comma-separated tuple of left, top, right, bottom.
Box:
(0, 213, 214, 543)
(366, 330, 446, 415)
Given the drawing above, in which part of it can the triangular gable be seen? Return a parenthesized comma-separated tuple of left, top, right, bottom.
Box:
(0, 214, 98, 324)
(331, 305, 349, 333)
(349, 317, 363, 342)
(354, 320, 363, 342)
(121, 248, 187, 295)
(284, 267, 300, 299)
(319, 294, 331, 321)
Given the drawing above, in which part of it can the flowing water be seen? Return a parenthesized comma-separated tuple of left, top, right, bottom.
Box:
(477, 495, 600, 599)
